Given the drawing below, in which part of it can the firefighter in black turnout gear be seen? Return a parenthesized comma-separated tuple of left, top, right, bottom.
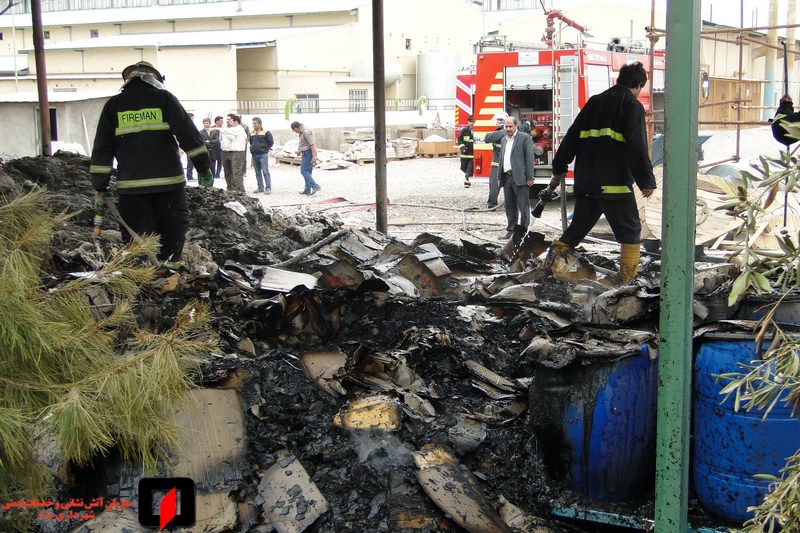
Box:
(539, 61, 656, 284)
(772, 95, 800, 148)
(90, 61, 212, 269)
(484, 111, 508, 208)
(458, 115, 475, 188)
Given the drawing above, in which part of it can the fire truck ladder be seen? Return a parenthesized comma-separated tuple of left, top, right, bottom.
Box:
(552, 55, 579, 158)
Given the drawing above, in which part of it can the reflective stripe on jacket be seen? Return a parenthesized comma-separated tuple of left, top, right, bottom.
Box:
(552, 84, 655, 198)
(458, 125, 474, 157)
(90, 78, 211, 194)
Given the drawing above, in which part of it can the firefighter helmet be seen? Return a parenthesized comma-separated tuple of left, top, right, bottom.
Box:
(492, 111, 509, 126)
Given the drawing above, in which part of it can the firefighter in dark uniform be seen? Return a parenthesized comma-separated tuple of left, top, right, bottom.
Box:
(458, 115, 475, 188)
(772, 95, 800, 147)
(539, 61, 656, 284)
(90, 61, 212, 269)
(484, 111, 508, 208)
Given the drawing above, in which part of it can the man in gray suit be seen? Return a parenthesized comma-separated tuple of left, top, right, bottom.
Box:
(498, 116, 535, 239)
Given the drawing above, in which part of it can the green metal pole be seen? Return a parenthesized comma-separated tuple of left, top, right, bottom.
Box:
(655, 0, 700, 530)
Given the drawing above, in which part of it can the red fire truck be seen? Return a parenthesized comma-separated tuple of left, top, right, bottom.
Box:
(469, 47, 665, 188)
(455, 72, 476, 132)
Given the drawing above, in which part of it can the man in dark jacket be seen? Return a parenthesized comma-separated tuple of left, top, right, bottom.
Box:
(200, 117, 220, 182)
(772, 95, 800, 147)
(484, 112, 508, 208)
(540, 61, 656, 283)
(458, 115, 474, 188)
(90, 61, 212, 269)
(250, 117, 274, 193)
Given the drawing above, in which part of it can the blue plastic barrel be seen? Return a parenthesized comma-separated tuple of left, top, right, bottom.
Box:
(528, 345, 658, 501)
(693, 335, 800, 524)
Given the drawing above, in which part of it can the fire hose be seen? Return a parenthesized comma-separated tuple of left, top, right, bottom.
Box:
(94, 193, 160, 267)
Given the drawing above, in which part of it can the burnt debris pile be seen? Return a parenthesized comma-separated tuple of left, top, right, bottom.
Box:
(1, 153, 738, 532)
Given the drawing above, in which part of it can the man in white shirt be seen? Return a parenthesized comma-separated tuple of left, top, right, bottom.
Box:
(498, 116, 535, 239)
(217, 113, 248, 192)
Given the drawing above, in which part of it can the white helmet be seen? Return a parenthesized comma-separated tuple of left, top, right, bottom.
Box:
(492, 111, 509, 125)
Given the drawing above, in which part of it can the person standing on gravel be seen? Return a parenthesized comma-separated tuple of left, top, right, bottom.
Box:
(212, 116, 224, 179)
(200, 117, 220, 183)
(89, 61, 212, 270)
(250, 117, 274, 194)
(498, 115, 535, 239)
(291, 121, 321, 196)
(218, 113, 248, 193)
(458, 115, 475, 188)
(484, 112, 508, 208)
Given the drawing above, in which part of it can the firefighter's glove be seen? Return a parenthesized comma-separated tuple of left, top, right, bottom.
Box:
(198, 169, 214, 188)
(537, 187, 556, 203)
(93, 215, 105, 236)
(93, 191, 107, 214)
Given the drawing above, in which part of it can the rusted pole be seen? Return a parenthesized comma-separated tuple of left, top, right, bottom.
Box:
(647, 0, 656, 157)
(735, 3, 744, 160)
(31, 0, 51, 156)
(702, 34, 800, 54)
(372, 0, 387, 235)
(701, 22, 800, 34)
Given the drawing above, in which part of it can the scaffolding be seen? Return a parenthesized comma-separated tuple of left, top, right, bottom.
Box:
(647, 0, 800, 169)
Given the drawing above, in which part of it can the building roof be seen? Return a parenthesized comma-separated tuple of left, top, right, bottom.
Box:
(6, 0, 362, 29)
(23, 26, 334, 52)
(0, 55, 29, 74)
(0, 91, 116, 103)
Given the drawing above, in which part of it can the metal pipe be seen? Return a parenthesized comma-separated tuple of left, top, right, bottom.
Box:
(788, 0, 797, 100)
(736, 17, 744, 159)
(699, 156, 741, 169)
(764, 0, 779, 120)
(701, 22, 800, 33)
(654, 0, 699, 530)
(372, 0, 387, 235)
(31, 0, 50, 156)
(702, 34, 800, 54)
(698, 98, 751, 108)
(650, 120, 770, 126)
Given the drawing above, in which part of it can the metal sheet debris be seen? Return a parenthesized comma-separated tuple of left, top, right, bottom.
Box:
(169, 388, 247, 489)
(413, 445, 513, 533)
(259, 266, 319, 292)
(300, 348, 348, 396)
(258, 454, 330, 533)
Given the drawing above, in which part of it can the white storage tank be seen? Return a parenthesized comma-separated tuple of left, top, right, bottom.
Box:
(416, 52, 460, 99)
(350, 60, 403, 87)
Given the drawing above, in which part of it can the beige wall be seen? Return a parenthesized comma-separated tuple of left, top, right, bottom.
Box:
(0, 97, 107, 158)
(0, 1, 797, 129)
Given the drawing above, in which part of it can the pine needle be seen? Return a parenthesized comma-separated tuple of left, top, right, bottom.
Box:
(0, 191, 218, 501)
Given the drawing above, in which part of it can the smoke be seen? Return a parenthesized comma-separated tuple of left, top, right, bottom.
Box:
(350, 432, 415, 472)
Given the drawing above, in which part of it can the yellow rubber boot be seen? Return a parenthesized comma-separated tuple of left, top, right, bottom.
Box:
(619, 242, 641, 284)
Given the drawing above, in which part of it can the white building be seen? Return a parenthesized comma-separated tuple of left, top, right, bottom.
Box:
(1, 0, 793, 156)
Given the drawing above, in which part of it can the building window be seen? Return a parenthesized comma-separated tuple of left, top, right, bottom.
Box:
(43, 31, 50, 39)
(90, 29, 99, 38)
(295, 93, 319, 114)
(0, 33, 3, 41)
(349, 89, 367, 112)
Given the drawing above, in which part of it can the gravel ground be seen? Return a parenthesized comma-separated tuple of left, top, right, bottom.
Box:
(198, 126, 783, 248)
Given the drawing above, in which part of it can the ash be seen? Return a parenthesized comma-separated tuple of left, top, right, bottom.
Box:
(2, 152, 678, 533)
